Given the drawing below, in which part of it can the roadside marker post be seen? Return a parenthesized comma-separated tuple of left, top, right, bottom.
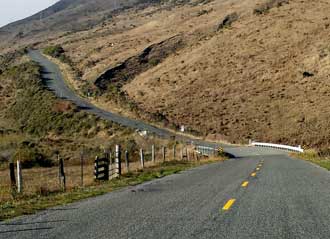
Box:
(162, 147, 166, 162)
(151, 145, 155, 163)
(17, 161, 23, 194)
(140, 149, 145, 169)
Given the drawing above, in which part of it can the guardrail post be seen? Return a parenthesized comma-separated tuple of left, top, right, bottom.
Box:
(173, 144, 176, 160)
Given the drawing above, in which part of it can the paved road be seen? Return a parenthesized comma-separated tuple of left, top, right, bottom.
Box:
(2, 148, 330, 238)
(27, 50, 224, 149)
(9, 50, 328, 238)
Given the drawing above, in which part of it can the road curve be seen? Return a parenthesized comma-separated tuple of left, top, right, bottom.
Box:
(27, 50, 225, 149)
(14, 49, 330, 239)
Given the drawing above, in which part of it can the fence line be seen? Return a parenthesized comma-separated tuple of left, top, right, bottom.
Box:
(0, 143, 214, 202)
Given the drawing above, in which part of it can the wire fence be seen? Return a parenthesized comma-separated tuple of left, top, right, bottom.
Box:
(0, 144, 209, 202)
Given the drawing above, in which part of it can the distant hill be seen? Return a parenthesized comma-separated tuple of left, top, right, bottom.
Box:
(0, 0, 165, 50)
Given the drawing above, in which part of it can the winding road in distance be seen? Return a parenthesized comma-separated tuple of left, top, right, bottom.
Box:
(27, 50, 223, 149)
(1, 50, 329, 239)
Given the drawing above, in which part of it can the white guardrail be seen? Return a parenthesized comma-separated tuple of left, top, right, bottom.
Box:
(250, 141, 304, 153)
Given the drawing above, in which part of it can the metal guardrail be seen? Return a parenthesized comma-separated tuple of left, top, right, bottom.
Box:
(195, 145, 222, 156)
(250, 141, 304, 153)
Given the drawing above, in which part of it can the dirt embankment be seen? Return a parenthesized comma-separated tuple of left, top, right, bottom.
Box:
(95, 35, 185, 90)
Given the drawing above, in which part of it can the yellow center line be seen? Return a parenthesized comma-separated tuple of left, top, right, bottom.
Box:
(241, 181, 249, 187)
(251, 172, 256, 177)
(256, 167, 260, 171)
(222, 199, 236, 211)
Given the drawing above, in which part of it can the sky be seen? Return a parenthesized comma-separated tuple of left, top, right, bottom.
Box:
(0, 0, 59, 27)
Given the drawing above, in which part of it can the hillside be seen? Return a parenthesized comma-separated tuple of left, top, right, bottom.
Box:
(1, 0, 330, 148)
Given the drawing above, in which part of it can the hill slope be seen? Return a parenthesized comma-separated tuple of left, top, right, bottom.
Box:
(2, 0, 330, 148)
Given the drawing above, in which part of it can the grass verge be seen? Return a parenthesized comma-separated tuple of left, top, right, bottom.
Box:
(0, 158, 226, 221)
(291, 150, 330, 170)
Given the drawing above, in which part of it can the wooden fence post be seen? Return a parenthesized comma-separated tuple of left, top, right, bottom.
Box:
(152, 145, 155, 163)
(109, 151, 112, 177)
(115, 145, 122, 177)
(181, 148, 184, 160)
(104, 151, 110, 181)
(80, 151, 84, 187)
(17, 161, 23, 194)
(185, 148, 188, 161)
(9, 162, 16, 194)
(94, 156, 99, 180)
(173, 144, 176, 161)
(162, 146, 166, 162)
(140, 149, 145, 169)
(125, 150, 129, 173)
(58, 156, 66, 191)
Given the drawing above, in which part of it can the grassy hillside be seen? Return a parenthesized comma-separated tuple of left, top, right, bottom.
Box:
(1, 0, 330, 148)
(0, 51, 137, 166)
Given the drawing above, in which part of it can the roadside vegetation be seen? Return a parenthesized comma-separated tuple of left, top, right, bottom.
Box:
(0, 157, 227, 221)
(292, 149, 330, 170)
(0, 50, 228, 221)
(0, 52, 130, 165)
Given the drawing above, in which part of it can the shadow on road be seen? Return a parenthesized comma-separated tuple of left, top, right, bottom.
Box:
(77, 105, 92, 110)
(45, 207, 78, 211)
(1, 220, 67, 226)
(40, 77, 53, 85)
(0, 227, 53, 234)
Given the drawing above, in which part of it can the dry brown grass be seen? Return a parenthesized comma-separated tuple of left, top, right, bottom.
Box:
(0, 144, 200, 203)
(3, 0, 330, 148)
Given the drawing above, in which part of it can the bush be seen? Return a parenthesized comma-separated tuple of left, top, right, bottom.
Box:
(253, 0, 289, 15)
(216, 12, 239, 31)
(13, 145, 53, 168)
(43, 45, 65, 58)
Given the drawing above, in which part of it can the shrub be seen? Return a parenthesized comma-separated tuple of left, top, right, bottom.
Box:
(43, 45, 65, 58)
(216, 12, 239, 31)
(13, 145, 53, 168)
(253, 0, 289, 15)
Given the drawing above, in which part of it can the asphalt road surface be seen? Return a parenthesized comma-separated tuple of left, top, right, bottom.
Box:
(5, 50, 327, 238)
(27, 50, 223, 149)
(2, 147, 330, 238)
